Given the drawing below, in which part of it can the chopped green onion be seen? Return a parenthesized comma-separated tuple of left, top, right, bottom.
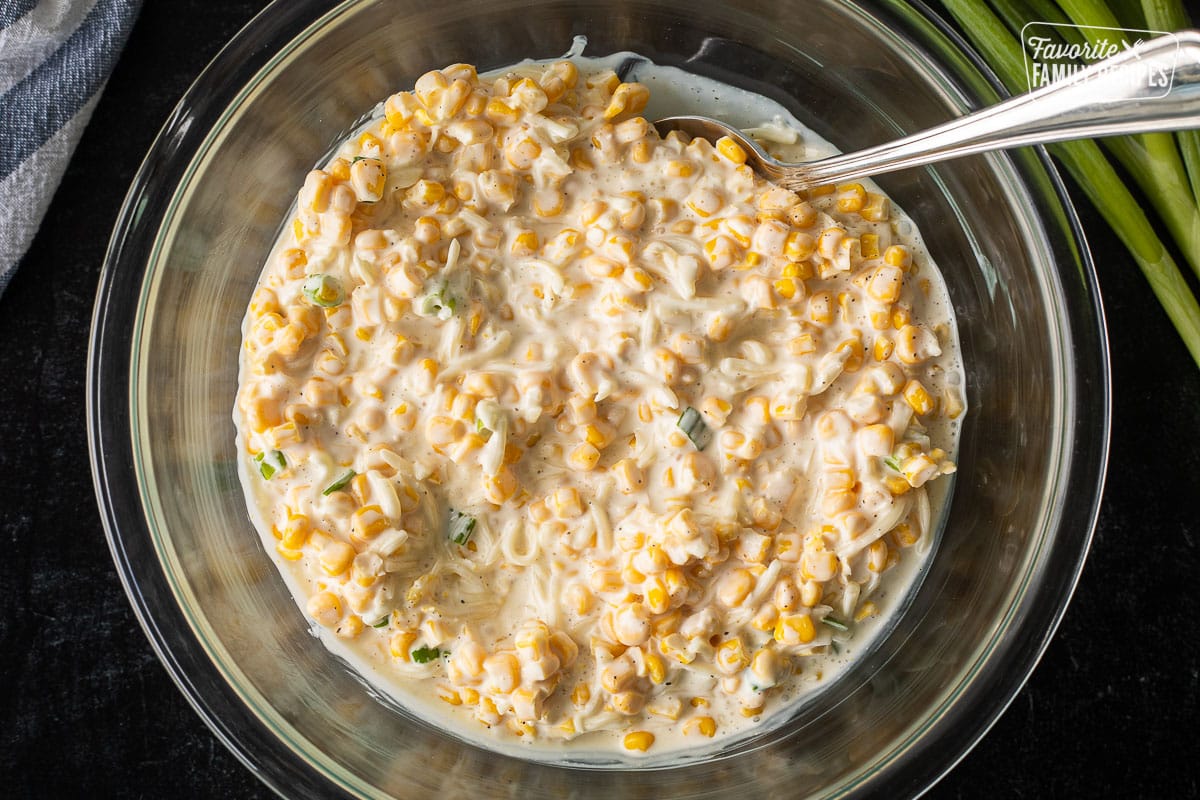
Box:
(1141, 0, 1200, 208)
(939, 0, 1200, 369)
(448, 509, 477, 545)
(302, 274, 344, 307)
(417, 283, 457, 320)
(677, 406, 712, 450)
(823, 615, 849, 632)
(350, 155, 368, 164)
(253, 450, 286, 480)
(411, 646, 441, 664)
(322, 469, 356, 496)
(883, 456, 901, 472)
(371, 616, 391, 628)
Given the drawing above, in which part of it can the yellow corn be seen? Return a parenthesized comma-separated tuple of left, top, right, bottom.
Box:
(663, 568, 687, 598)
(280, 513, 310, 550)
(867, 540, 889, 573)
(805, 541, 843, 584)
(604, 82, 650, 120)
(901, 453, 939, 488)
(774, 613, 816, 645)
(307, 591, 342, 627)
(836, 183, 866, 213)
(752, 604, 779, 632)
(320, 541, 356, 576)
(746, 395, 771, 424)
(599, 456, 638, 493)
(666, 159, 695, 179)
(903, 379, 934, 416)
(623, 730, 655, 752)
(644, 652, 667, 684)
(482, 652, 519, 694)
(435, 684, 463, 706)
(550, 486, 583, 518)
(567, 442, 601, 471)
(892, 522, 920, 547)
(425, 415, 465, 452)
(645, 581, 670, 615)
(623, 266, 653, 292)
(611, 690, 645, 716)
(589, 569, 623, 593)
(855, 600, 880, 622)
(808, 291, 834, 325)
(566, 583, 593, 615)
(717, 568, 754, 607)
(944, 387, 965, 420)
(707, 313, 733, 342)
(699, 396, 732, 427)
(511, 229, 539, 256)
(867, 265, 903, 304)
(860, 232, 881, 259)
(484, 465, 518, 504)
(884, 244, 911, 270)
(785, 333, 816, 357)
(716, 135, 748, 164)
(885, 474, 912, 496)
(350, 505, 387, 540)
(715, 637, 750, 674)
(861, 192, 890, 221)
(389, 632, 418, 662)
(800, 579, 822, 608)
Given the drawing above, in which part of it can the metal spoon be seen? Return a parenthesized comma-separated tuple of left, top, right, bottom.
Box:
(654, 30, 1200, 191)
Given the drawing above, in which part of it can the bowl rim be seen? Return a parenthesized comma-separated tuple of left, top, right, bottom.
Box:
(890, 1, 1110, 790)
(88, 0, 1111, 796)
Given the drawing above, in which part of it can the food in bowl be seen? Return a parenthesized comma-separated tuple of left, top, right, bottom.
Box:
(234, 53, 964, 757)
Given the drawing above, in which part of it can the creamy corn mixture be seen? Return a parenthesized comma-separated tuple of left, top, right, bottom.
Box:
(235, 56, 963, 758)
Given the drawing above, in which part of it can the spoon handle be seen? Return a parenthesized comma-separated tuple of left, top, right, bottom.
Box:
(798, 30, 1200, 186)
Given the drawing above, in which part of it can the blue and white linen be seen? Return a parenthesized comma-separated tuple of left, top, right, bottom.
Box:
(0, 0, 141, 294)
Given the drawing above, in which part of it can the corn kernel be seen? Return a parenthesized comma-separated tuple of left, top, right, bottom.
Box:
(715, 637, 750, 674)
(567, 442, 601, 471)
(351, 505, 387, 540)
(623, 730, 655, 752)
(774, 613, 816, 645)
(604, 82, 650, 120)
(836, 183, 866, 213)
(320, 541, 356, 576)
(884, 245, 912, 270)
(389, 631, 418, 660)
(307, 591, 342, 627)
(715, 135, 748, 164)
(903, 379, 935, 415)
(644, 653, 667, 684)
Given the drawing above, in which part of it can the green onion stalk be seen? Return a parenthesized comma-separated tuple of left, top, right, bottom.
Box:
(939, 0, 1200, 369)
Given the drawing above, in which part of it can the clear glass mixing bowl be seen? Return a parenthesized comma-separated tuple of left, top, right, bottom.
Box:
(89, 0, 1109, 796)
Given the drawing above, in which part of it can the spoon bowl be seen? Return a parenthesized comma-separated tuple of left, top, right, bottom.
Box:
(656, 30, 1200, 190)
(652, 115, 798, 185)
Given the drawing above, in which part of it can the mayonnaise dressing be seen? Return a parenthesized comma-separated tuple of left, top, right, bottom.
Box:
(234, 42, 964, 764)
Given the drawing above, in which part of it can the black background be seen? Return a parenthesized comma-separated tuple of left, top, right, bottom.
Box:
(1, 1, 1197, 797)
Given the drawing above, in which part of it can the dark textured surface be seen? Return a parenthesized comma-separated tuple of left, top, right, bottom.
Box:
(1, 1, 1197, 798)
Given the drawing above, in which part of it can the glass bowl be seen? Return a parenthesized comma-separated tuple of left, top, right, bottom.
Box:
(88, 0, 1109, 796)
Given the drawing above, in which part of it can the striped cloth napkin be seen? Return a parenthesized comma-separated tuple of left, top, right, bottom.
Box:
(0, 0, 141, 295)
